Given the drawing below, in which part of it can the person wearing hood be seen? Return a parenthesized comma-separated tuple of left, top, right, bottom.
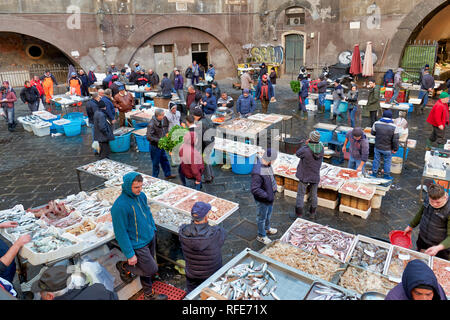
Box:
(78, 70, 89, 96)
(388, 68, 404, 104)
(87, 66, 97, 86)
(385, 260, 447, 300)
(251, 149, 279, 245)
(346, 84, 359, 127)
(118, 68, 128, 84)
(200, 88, 217, 115)
(20, 80, 40, 113)
(383, 69, 395, 87)
(1, 86, 17, 132)
(366, 78, 381, 126)
(40, 70, 58, 104)
(147, 109, 176, 179)
(298, 74, 310, 120)
(179, 127, 204, 190)
(332, 79, 345, 123)
(86, 92, 101, 139)
(403, 183, 450, 260)
(236, 89, 255, 118)
(370, 109, 399, 180)
(317, 75, 328, 114)
(93, 100, 114, 159)
(343, 128, 369, 172)
(31, 265, 117, 300)
(112, 172, 168, 300)
(192, 107, 215, 184)
(255, 74, 274, 114)
(109, 78, 122, 97)
(293, 131, 324, 219)
(173, 69, 185, 102)
(160, 73, 173, 98)
(425, 92, 449, 150)
(259, 62, 268, 79)
(113, 86, 134, 127)
(179, 201, 226, 293)
(135, 69, 149, 87)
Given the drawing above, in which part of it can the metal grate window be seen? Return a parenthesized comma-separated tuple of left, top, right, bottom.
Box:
(192, 43, 209, 52)
(154, 45, 174, 53)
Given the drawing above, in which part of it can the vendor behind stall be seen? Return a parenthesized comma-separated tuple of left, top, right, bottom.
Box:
(179, 202, 226, 293)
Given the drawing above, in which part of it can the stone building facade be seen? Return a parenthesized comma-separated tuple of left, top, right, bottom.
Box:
(0, 0, 448, 80)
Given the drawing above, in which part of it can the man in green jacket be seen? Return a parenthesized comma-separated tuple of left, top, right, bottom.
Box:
(111, 172, 168, 300)
(403, 184, 450, 260)
(365, 79, 380, 126)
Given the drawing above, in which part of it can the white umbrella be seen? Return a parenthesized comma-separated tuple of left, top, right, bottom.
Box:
(362, 42, 374, 77)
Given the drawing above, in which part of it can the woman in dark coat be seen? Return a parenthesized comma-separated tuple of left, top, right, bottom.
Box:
(93, 100, 115, 159)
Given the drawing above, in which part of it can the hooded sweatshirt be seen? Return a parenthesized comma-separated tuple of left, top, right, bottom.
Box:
(385, 260, 447, 300)
(202, 88, 217, 114)
(111, 172, 157, 259)
(251, 158, 277, 204)
(295, 142, 324, 184)
(178, 221, 226, 280)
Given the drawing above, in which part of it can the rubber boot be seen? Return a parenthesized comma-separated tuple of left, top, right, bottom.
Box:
(425, 139, 432, 151)
(7, 124, 14, 132)
(296, 207, 303, 217)
(332, 114, 337, 124)
(309, 207, 317, 219)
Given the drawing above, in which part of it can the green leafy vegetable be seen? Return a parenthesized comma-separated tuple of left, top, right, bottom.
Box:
(158, 125, 188, 152)
(290, 80, 301, 93)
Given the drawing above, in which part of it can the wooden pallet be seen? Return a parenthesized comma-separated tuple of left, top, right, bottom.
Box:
(339, 204, 371, 219)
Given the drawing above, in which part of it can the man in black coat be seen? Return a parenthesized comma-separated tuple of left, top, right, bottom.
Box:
(94, 100, 115, 159)
(78, 70, 90, 96)
(20, 81, 41, 112)
(179, 202, 226, 293)
(86, 92, 101, 142)
(251, 149, 279, 245)
(192, 107, 215, 183)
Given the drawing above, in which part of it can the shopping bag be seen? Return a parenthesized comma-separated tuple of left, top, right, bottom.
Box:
(92, 141, 100, 153)
(38, 100, 45, 111)
(0, 108, 5, 119)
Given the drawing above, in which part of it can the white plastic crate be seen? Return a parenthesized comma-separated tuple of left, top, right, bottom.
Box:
(31, 122, 51, 137)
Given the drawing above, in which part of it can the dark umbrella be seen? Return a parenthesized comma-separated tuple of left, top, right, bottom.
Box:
(349, 44, 362, 76)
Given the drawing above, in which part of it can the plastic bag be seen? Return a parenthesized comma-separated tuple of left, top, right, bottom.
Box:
(92, 141, 100, 153)
(38, 100, 45, 111)
(0, 108, 5, 119)
(80, 259, 115, 292)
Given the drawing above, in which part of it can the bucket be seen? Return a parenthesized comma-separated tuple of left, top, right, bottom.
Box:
(110, 132, 132, 153)
(231, 153, 256, 175)
(393, 147, 409, 160)
(284, 137, 303, 155)
(324, 100, 332, 111)
(338, 101, 348, 113)
(391, 157, 403, 174)
(389, 230, 412, 249)
(63, 112, 84, 122)
(316, 129, 333, 143)
(134, 134, 150, 152)
(63, 120, 82, 137)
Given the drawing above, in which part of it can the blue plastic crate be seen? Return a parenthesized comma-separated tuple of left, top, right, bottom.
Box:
(110, 132, 132, 153)
(231, 153, 256, 175)
(316, 128, 333, 143)
(134, 134, 150, 152)
(132, 120, 149, 129)
(324, 100, 332, 111)
(337, 132, 347, 144)
(63, 120, 82, 137)
(338, 101, 348, 113)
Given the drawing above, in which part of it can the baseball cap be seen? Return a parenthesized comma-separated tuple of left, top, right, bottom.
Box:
(191, 202, 211, 221)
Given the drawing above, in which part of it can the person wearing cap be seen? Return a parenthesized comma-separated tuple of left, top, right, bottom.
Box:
(101, 89, 117, 123)
(419, 64, 430, 88)
(298, 74, 310, 120)
(346, 84, 359, 127)
(343, 128, 369, 172)
(160, 73, 173, 98)
(419, 69, 436, 113)
(251, 149, 279, 245)
(87, 66, 97, 86)
(385, 260, 447, 300)
(129, 63, 140, 84)
(111, 172, 168, 300)
(255, 74, 274, 114)
(148, 69, 160, 87)
(19, 80, 40, 113)
(317, 75, 328, 114)
(192, 107, 215, 183)
(1, 85, 17, 132)
(370, 109, 399, 180)
(388, 68, 404, 104)
(107, 63, 118, 74)
(259, 62, 268, 79)
(40, 70, 58, 104)
(293, 131, 324, 219)
(200, 88, 217, 115)
(118, 68, 128, 84)
(68, 72, 82, 96)
(135, 69, 149, 87)
(179, 126, 204, 190)
(173, 69, 185, 102)
(179, 202, 226, 293)
(403, 183, 450, 260)
(331, 79, 345, 123)
(86, 92, 102, 142)
(167, 103, 181, 131)
(236, 89, 255, 118)
(31, 265, 117, 300)
(93, 99, 114, 159)
(113, 86, 134, 127)
(365, 78, 381, 126)
(426, 91, 450, 150)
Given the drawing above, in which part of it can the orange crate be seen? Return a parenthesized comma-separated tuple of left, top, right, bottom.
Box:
(275, 176, 285, 186)
(135, 281, 186, 300)
(284, 178, 299, 192)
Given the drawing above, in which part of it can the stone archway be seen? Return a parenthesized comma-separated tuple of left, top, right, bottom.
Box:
(384, 0, 448, 69)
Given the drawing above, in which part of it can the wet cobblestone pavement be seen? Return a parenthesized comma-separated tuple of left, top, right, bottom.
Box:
(0, 80, 434, 293)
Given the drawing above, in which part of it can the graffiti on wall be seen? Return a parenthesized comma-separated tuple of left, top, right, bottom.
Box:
(249, 46, 284, 64)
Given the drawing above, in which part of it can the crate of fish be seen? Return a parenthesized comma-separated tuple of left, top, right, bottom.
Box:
(303, 282, 359, 300)
(59, 192, 112, 219)
(142, 180, 176, 199)
(280, 218, 356, 263)
(151, 205, 192, 234)
(174, 192, 217, 214)
(185, 248, 327, 300)
(207, 198, 239, 225)
(93, 186, 123, 205)
(385, 245, 432, 283)
(337, 265, 397, 296)
(431, 257, 450, 297)
(65, 218, 97, 237)
(153, 186, 196, 206)
(20, 229, 83, 265)
(78, 159, 137, 181)
(345, 235, 392, 275)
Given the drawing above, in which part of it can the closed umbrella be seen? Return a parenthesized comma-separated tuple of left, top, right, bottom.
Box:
(349, 44, 362, 76)
(362, 42, 374, 77)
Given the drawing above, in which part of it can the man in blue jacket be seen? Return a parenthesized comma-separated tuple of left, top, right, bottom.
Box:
(200, 88, 217, 115)
(236, 89, 255, 118)
(251, 149, 279, 245)
(298, 75, 310, 120)
(112, 172, 168, 300)
(179, 202, 226, 293)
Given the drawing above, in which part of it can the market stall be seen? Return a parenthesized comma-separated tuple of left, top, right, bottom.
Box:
(216, 118, 272, 145)
(49, 94, 91, 116)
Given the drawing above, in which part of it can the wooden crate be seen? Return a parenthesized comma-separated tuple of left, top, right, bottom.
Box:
(275, 176, 285, 187)
(284, 178, 299, 192)
(318, 188, 338, 201)
(340, 194, 371, 211)
(339, 204, 371, 219)
(153, 97, 171, 109)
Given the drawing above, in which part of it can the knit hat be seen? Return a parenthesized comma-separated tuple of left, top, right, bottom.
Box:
(118, 85, 125, 91)
(243, 89, 250, 94)
(262, 148, 278, 163)
(383, 109, 393, 119)
(352, 127, 363, 138)
(205, 88, 212, 95)
(193, 107, 203, 117)
(71, 72, 76, 76)
(439, 91, 449, 99)
(191, 202, 211, 221)
(309, 130, 321, 143)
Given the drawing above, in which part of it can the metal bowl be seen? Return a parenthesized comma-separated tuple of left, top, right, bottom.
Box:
(218, 106, 228, 112)
(360, 292, 386, 300)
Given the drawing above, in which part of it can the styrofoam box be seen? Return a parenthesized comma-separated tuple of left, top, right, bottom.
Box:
(339, 204, 371, 220)
(31, 123, 51, 137)
(284, 189, 308, 202)
(20, 232, 83, 265)
(317, 197, 338, 210)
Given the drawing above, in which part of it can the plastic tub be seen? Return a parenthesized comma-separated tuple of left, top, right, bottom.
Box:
(63, 120, 82, 137)
(132, 121, 149, 129)
(63, 112, 84, 122)
(389, 230, 412, 249)
(134, 133, 150, 152)
(284, 137, 303, 155)
(337, 132, 347, 144)
(393, 146, 409, 160)
(324, 100, 332, 111)
(231, 153, 256, 175)
(110, 132, 132, 153)
(32, 123, 51, 137)
(316, 128, 333, 143)
(338, 101, 348, 113)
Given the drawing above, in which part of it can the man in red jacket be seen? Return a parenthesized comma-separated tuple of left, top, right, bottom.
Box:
(426, 92, 450, 150)
(30, 76, 45, 108)
(179, 116, 204, 190)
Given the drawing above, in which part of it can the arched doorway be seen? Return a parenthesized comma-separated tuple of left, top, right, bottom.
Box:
(129, 27, 235, 79)
(282, 32, 306, 77)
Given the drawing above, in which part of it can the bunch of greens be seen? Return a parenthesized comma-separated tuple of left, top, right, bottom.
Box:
(158, 125, 188, 152)
(290, 80, 301, 93)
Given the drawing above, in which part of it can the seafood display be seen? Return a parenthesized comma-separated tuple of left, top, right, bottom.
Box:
(272, 153, 300, 178)
(432, 258, 450, 296)
(152, 207, 192, 230)
(113, 127, 135, 136)
(66, 220, 97, 236)
(304, 283, 358, 300)
(52, 215, 83, 229)
(208, 260, 280, 300)
(143, 180, 175, 198)
(78, 159, 136, 180)
(337, 169, 359, 180)
(94, 187, 122, 204)
(61, 192, 111, 218)
(262, 241, 342, 282)
(175, 192, 217, 213)
(319, 176, 345, 190)
(26, 200, 74, 223)
(154, 186, 195, 206)
(248, 114, 283, 124)
(339, 266, 397, 295)
(213, 138, 260, 157)
(340, 182, 375, 200)
(32, 110, 58, 121)
(29, 234, 77, 254)
(96, 213, 112, 224)
(348, 239, 389, 274)
(219, 118, 271, 135)
(281, 219, 355, 262)
(386, 246, 430, 280)
(208, 198, 238, 221)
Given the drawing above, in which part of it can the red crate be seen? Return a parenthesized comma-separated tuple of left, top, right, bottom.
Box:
(384, 90, 393, 100)
(135, 281, 186, 300)
(397, 90, 406, 103)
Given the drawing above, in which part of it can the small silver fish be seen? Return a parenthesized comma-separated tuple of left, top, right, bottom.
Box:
(249, 261, 254, 269)
(271, 292, 280, 300)
(257, 280, 268, 291)
(269, 285, 277, 295)
(261, 262, 268, 273)
(261, 287, 269, 296)
(266, 270, 277, 282)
